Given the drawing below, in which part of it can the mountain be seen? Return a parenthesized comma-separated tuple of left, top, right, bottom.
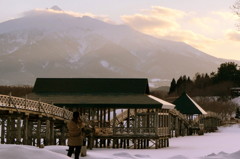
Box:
(0, 7, 236, 86)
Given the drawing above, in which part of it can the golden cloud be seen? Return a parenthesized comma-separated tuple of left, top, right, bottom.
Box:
(121, 6, 240, 60)
(122, 14, 179, 31)
(122, 6, 215, 51)
(142, 6, 186, 18)
(121, 6, 184, 35)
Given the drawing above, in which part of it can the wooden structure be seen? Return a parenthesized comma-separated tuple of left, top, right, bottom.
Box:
(198, 112, 221, 132)
(0, 94, 72, 146)
(28, 78, 175, 149)
(173, 92, 207, 135)
(230, 87, 240, 97)
(169, 109, 189, 137)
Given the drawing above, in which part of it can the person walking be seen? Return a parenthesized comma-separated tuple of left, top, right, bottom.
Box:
(67, 111, 85, 159)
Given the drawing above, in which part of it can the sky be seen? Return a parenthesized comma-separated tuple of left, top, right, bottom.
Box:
(1, 124, 240, 159)
(0, 0, 240, 60)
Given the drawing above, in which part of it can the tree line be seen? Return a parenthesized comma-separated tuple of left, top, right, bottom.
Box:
(168, 62, 240, 97)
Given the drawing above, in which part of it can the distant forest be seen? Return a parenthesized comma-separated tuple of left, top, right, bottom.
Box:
(150, 62, 240, 119)
(168, 62, 240, 97)
(1, 62, 240, 98)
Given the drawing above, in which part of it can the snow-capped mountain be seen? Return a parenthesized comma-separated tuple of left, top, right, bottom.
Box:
(0, 7, 234, 86)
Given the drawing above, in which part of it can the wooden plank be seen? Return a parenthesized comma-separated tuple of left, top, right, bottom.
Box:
(36, 119, 41, 147)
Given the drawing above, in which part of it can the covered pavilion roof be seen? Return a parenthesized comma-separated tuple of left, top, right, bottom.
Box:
(173, 92, 207, 115)
(29, 78, 175, 109)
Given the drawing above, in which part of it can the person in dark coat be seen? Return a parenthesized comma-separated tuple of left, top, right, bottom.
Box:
(67, 111, 85, 159)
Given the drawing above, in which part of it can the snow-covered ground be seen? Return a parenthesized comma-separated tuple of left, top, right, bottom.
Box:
(232, 96, 240, 106)
(1, 124, 240, 159)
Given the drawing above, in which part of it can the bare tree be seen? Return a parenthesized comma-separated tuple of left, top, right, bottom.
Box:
(194, 97, 238, 121)
(233, 0, 240, 29)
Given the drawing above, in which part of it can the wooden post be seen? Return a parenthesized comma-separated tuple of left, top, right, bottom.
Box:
(10, 117, 16, 144)
(28, 121, 33, 145)
(45, 119, 50, 145)
(133, 139, 137, 149)
(168, 111, 171, 137)
(16, 117, 22, 144)
(127, 109, 130, 147)
(1, 119, 5, 144)
(100, 109, 103, 127)
(175, 117, 179, 137)
(23, 115, 28, 145)
(134, 108, 137, 135)
(97, 108, 100, 127)
(155, 139, 158, 149)
(155, 109, 159, 137)
(60, 124, 66, 145)
(103, 108, 106, 127)
(36, 119, 41, 147)
(113, 109, 116, 135)
(50, 120, 55, 145)
(6, 116, 11, 144)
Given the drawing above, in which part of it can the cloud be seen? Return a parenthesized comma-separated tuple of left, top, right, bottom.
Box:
(121, 6, 240, 60)
(226, 30, 240, 41)
(213, 11, 239, 20)
(121, 6, 185, 37)
(142, 6, 186, 18)
(188, 17, 218, 34)
(164, 30, 215, 46)
(121, 6, 215, 50)
(22, 8, 112, 24)
(122, 14, 179, 32)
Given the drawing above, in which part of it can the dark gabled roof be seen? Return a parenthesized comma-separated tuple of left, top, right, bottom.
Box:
(173, 92, 207, 115)
(28, 78, 171, 108)
(33, 78, 149, 94)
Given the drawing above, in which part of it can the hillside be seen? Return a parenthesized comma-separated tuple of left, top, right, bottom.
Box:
(0, 7, 235, 86)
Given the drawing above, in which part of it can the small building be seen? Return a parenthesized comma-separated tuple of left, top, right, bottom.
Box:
(28, 78, 175, 149)
(173, 92, 207, 135)
(173, 92, 207, 118)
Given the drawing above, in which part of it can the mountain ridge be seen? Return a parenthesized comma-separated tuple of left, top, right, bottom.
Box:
(0, 8, 238, 87)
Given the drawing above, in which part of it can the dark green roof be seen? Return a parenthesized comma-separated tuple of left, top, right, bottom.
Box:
(29, 78, 165, 108)
(173, 92, 207, 115)
(33, 78, 149, 94)
(28, 93, 162, 108)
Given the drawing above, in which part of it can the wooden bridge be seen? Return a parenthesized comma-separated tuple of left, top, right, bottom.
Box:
(92, 107, 221, 149)
(0, 94, 72, 146)
(0, 93, 222, 149)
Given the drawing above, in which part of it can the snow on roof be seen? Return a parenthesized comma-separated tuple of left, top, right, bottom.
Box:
(148, 95, 175, 109)
(173, 93, 207, 115)
(186, 94, 207, 115)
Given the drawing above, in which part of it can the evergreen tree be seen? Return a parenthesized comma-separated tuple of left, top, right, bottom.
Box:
(168, 78, 177, 94)
(216, 62, 238, 82)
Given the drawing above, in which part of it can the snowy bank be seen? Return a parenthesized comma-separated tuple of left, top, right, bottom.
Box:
(0, 124, 240, 159)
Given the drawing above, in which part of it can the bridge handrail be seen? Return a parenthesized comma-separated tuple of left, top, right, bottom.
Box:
(0, 94, 72, 120)
(169, 109, 189, 124)
(196, 111, 222, 122)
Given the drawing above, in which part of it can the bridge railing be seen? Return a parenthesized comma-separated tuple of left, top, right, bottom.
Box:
(0, 94, 72, 120)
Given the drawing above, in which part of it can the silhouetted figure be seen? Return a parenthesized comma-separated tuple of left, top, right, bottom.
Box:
(67, 111, 85, 159)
